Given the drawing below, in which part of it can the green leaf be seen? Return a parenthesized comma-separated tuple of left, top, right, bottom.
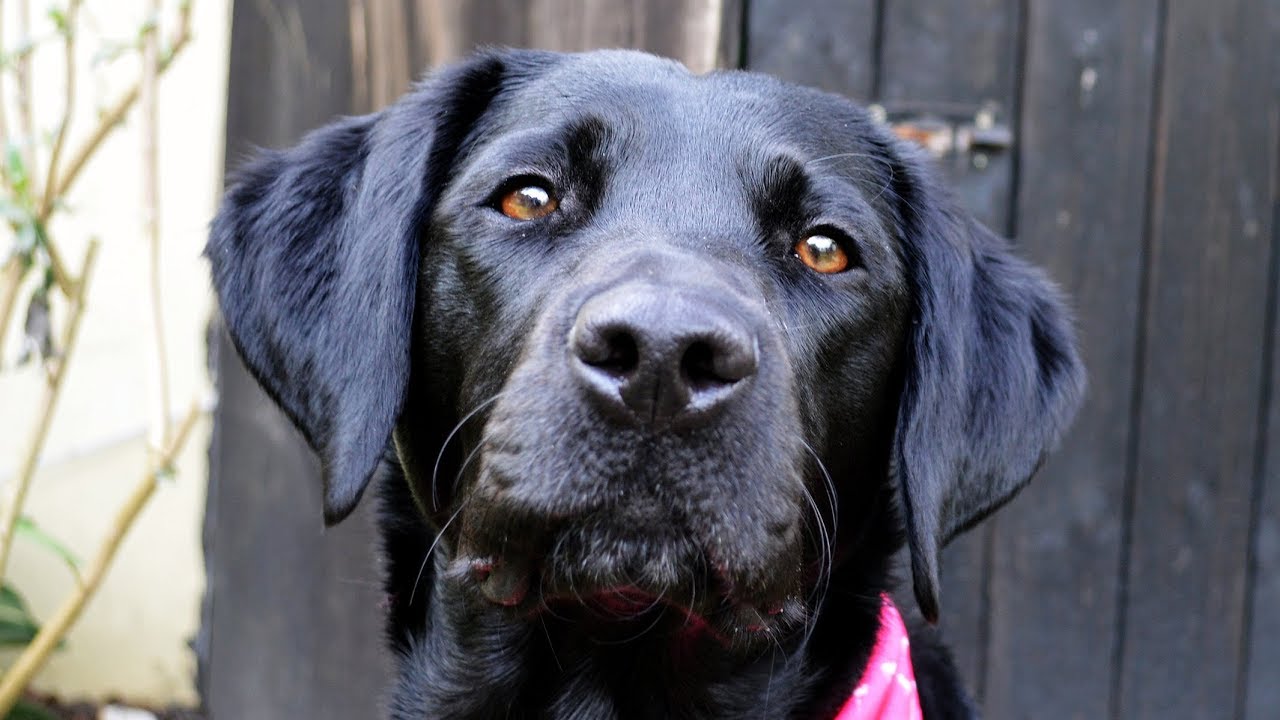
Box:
(5, 144, 28, 195)
(15, 516, 80, 573)
(0, 583, 40, 647)
(0, 583, 31, 614)
(6, 698, 60, 720)
(47, 7, 68, 34)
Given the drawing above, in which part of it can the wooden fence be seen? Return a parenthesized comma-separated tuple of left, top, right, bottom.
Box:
(202, 1, 1279, 718)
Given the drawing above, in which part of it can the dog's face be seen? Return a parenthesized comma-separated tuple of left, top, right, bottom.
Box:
(405, 54, 916, 641)
(209, 49, 1083, 661)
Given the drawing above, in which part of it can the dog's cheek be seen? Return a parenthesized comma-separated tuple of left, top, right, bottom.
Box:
(395, 235, 530, 520)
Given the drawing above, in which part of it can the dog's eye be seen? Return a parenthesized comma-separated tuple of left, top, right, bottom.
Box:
(793, 233, 851, 274)
(499, 183, 559, 221)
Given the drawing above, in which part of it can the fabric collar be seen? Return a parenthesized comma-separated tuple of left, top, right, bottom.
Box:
(832, 595, 923, 719)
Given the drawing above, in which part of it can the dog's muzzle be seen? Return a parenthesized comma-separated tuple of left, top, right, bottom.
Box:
(451, 248, 812, 644)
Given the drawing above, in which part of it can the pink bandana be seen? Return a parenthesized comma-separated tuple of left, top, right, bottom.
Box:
(833, 596, 923, 720)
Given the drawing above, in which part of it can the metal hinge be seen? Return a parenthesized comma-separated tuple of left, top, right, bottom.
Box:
(869, 102, 1013, 165)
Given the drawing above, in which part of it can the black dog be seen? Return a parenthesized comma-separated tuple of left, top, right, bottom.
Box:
(207, 49, 1083, 719)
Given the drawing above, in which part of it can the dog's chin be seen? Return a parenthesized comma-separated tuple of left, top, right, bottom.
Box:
(446, 520, 811, 652)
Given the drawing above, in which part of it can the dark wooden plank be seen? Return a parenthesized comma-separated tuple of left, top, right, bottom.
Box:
(413, 0, 741, 73)
(524, 0, 742, 72)
(410, 0, 531, 70)
(746, 0, 878, 99)
(201, 2, 388, 718)
(1118, 0, 1278, 716)
(983, 2, 1161, 718)
(1245, 132, 1280, 720)
(351, 0, 415, 110)
(878, 0, 1021, 233)
(876, 0, 1022, 696)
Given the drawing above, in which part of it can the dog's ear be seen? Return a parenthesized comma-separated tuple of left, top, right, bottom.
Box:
(890, 150, 1086, 623)
(207, 52, 521, 525)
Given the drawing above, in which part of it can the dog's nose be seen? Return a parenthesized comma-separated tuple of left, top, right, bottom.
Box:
(570, 288, 758, 424)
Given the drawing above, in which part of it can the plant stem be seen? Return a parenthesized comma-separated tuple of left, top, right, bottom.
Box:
(0, 239, 98, 580)
(38, 2, 192, 227)
(15, 0, 35, 184)
(141, 0, 170, 450)
(0, 256, 22, 357)
(0, 0, 10, 158)
(37, 0, 83, 222)
(0, 404, 202, 716)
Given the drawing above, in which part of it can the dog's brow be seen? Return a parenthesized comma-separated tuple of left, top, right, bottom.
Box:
(743, 154, 812, 231)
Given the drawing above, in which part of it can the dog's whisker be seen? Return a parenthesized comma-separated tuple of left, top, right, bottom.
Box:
(408, 492, 472, 606)
(429, 392, 507, 511)
(538, 614, 564, 673)
(798, 440, 838, 649)
(805, 151, 894, 168)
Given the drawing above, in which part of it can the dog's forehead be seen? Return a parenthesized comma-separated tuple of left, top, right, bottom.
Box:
(491, 50, 876, 161)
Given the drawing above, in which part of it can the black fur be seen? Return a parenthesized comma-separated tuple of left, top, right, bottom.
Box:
(208, 49, 1084, 719)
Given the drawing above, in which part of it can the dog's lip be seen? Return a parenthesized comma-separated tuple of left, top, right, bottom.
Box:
(447, 551, 807, 643)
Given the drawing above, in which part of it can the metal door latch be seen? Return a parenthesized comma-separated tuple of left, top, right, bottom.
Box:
(869, 103, 1013, 160)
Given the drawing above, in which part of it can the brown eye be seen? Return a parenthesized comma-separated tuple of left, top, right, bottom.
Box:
(499, 184, 558, 220)
(793, 233, 850, 274)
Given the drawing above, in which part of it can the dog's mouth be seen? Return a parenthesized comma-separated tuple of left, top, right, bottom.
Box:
(445, 528, 811, 645)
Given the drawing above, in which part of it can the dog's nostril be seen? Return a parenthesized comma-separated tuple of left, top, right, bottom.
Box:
(575, 326, 640, 378)
(681, 341, 726, 392)
(681, 337, 757, 394)
(594, 330, 640, 376)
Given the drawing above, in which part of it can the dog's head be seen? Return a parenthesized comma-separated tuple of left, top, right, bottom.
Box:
(208, 49, 1083, 645)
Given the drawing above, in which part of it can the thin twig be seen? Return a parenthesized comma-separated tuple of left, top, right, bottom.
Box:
(0, 0, 11, 159)
(0, 256, 22, 357)
(0, 403, 202, 716)
(0, 239, 98, 580)
(38, 1, 192, 226)
(33, 1, 193, 300)
(38, 0, 83, 222)
(14, 0, 34, 183)
(141, 0, 170, 449)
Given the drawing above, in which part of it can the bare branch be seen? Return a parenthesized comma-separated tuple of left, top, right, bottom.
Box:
(0, 0, 11, 154)
(14, 0, 35, 183)
(38, 0, 84, 222)
(142, 0, 171, 448)
(0, 403, 203, 716)
(38, 2, 193, 226)
(0, 257, 22, 357)
(0, 239, 98, 579)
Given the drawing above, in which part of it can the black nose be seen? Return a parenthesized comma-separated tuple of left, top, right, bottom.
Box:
(570, 288, 758, 424)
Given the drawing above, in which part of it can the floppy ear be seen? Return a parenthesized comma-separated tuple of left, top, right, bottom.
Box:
(207, 52, 513, 525)
(890, 152, 1086, 623)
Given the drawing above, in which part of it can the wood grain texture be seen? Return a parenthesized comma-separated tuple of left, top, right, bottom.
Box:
(351, 0, 415, 110)
(412, 0, 740, 72)
(205, 339, 387, 720)
(201, 2, 388, 718)
(411, 0, 532, 69)
(1244, 127, 1280, 720)
(746, 0, 878, 99)
(1118, 0, 1279, 716)
(982, 2, 1161, 718)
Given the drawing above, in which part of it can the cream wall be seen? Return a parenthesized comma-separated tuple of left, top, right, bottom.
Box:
(0, 0, 229, 706)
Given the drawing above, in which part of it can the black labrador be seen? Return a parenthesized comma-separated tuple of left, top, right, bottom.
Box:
(207, 49, 1084, 719)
